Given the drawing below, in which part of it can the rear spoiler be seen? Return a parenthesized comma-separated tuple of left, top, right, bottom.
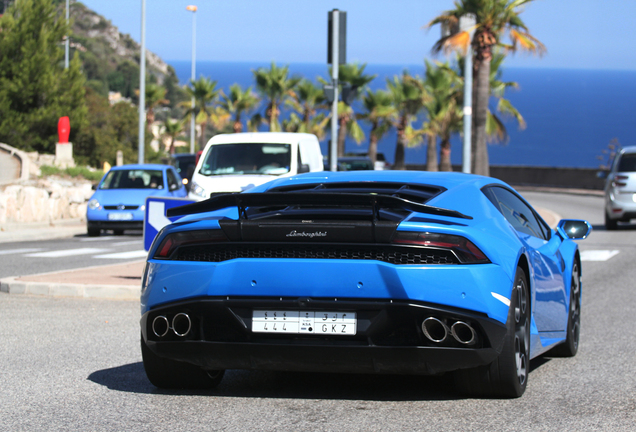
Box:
(168, 192, 472, 220)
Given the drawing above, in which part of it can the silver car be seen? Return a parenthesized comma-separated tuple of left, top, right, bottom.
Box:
(603, 146, 636, 229)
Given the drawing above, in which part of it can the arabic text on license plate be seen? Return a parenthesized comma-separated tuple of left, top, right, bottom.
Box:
(252, 310, 356, 335)
(108, 212, 133, 221)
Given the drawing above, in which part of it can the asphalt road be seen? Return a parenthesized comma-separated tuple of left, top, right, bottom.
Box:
(0, 232, 146, 279)
(1, 191, 634, 431)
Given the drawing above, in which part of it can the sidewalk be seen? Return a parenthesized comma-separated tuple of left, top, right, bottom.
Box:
(0, 207, 562, 301)
(1, 260, 144, 300)
(0, 218, 88, 244)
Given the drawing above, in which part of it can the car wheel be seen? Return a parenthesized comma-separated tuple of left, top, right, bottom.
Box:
(605, 210, 618, 230)
(551, 261, 581, 357)
(87, 227, 100, 237)
(454, 267, 530, 398)
(141, 336, 224, 389)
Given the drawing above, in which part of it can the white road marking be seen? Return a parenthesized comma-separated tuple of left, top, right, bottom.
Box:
(93, 250, 148, 259)
(110, 241, 143, 247)
(80, 237, 118, 242)
(491, 292, 510, 307)
(0, 248, 44, 255)
(24, 248, 109, 258)
(580, 250, 620, 262)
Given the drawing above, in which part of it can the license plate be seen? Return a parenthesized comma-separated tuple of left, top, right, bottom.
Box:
(108, 212, 133, 221)
(252, 310, 356, 335)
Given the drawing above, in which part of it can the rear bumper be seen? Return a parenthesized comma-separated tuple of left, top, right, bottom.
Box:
(87, 220, 143, 231)
(606, 190, 636, 220)
(141, 297, 508, 375)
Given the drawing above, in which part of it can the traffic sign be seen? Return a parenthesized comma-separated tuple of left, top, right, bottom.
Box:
(143, 197, 195, 251)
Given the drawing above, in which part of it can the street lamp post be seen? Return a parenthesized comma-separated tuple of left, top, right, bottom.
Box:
(64, 0, 69, 69)
(138, 0, 146, 164)
(187, 5, 197, 154)
(459, 14, 476, 174)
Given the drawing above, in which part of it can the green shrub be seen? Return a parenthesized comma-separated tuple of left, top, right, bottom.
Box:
(39, 165, 104, 181)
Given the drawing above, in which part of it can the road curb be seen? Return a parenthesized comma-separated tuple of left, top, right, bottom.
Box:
(0, 277, 140, 300)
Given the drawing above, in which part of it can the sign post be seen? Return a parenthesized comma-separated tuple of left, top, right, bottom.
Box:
(327, 9, 346, 172)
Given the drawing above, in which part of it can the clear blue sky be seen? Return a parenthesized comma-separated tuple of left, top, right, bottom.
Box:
(79, 0, 636, 70)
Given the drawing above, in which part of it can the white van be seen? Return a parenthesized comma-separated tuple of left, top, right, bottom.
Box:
(188, 132, 324, 200)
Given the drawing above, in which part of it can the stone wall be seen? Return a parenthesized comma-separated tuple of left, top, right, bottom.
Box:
(0, 178, 93, 225)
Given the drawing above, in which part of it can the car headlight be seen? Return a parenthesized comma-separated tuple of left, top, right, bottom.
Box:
(88, 199, 101, 210)
(190, 181, 206, 198)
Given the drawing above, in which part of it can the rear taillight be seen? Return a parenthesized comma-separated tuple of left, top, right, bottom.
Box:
(613, 175, 629, 187)
(392, 231, 489, 264)
(154, 229, 228, 259)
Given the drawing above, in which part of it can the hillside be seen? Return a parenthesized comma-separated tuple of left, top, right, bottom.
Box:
(65, 1, 184, 105)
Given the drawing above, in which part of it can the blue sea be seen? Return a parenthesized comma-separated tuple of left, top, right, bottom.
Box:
(169, 61, 636, 169)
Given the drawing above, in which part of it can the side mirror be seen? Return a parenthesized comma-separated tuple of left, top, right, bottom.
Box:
(556, 219, 592, 240)
(298, 163, 310, 174)
(91, 183, 97, 190)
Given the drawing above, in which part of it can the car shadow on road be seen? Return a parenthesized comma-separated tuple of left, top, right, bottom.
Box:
(88, 360, 547, 401)
(88, 362, 467, 401)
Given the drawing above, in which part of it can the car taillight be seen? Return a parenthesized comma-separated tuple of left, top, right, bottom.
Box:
(613, 175, 629, 187)
(392, 231, 490, 264)
(154, 229, 228, 259)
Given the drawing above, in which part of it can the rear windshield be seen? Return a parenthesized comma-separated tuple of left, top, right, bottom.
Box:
(618, 153, 636, 172)
(199, 143, 291, 176)
(100, 169, 164, 189)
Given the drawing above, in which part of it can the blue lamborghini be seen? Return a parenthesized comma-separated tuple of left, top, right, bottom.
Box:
(140, 171, 591, 398)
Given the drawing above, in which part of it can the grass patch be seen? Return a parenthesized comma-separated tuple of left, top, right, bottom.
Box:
(39, 165, 104, 182)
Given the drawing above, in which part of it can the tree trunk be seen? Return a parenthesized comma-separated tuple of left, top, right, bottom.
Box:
(233, 113, 243, 133)
(393, 115, 407, 170)
(337, 116, 347, 157)
(368, 124, 378, 164)
(472, 56, 491, 176)
(426, 134, 438, 171)
(439, 137, 452, 171)
(199, 119, 207, 151)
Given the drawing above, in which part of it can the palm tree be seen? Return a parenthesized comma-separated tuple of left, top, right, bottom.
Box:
(285, 79, 328, 131)
(485, 51, 526, 143)
(252, 62, 301, 132)
(386, 73, 426, 170)
(140, 83, 169, 128)
(182, 77, 221, 150)
(428, 0, 545, 176)
(421, 61, 463, 172)
(358, 89, 396, 164)
(335, 63, 376, 156)
(161, 118, 184, 154)
(219, 84, 259, 133)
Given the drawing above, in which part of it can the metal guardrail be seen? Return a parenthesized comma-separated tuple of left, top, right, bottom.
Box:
(0, 143, 30, 184)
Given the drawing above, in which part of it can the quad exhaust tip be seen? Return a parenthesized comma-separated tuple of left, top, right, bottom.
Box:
(151, 313, 192, 338)
(422, 317, 449, 343)
(451, 321, 476, 345)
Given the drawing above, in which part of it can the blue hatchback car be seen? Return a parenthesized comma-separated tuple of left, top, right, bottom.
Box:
(140, 171, 591, 397)
(86, 164, 187, 236)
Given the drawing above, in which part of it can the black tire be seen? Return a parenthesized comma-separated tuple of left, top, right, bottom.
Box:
(551, 260, 581, 357)
(454, 267, 530, 398)
(87, 226, 100, 237)
(113, 229, 124, 236)
(141, 337, 224, 389)
(605, 210, 618, 230)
